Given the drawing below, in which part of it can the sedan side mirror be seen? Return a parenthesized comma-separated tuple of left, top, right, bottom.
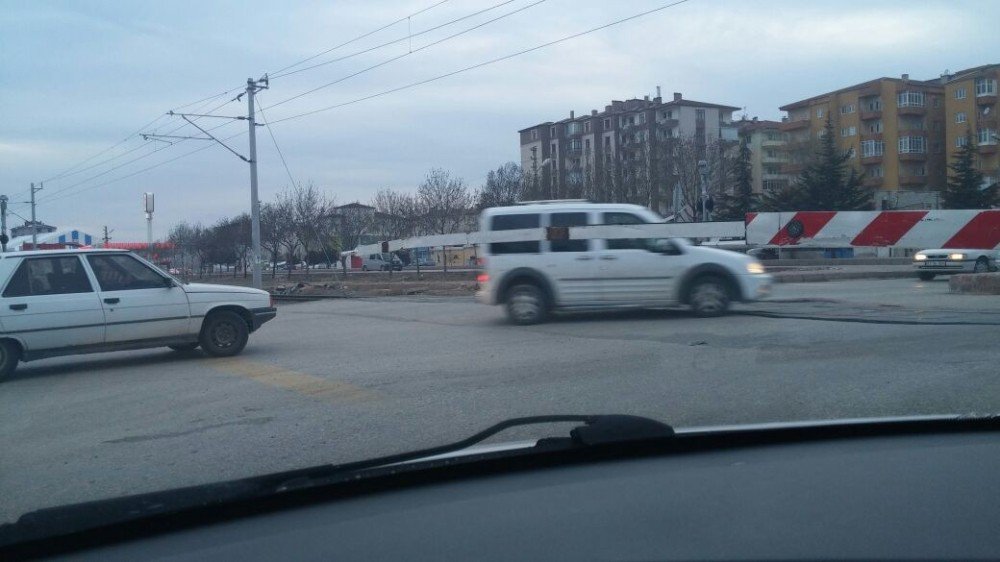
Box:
(162, 277, 175, 288)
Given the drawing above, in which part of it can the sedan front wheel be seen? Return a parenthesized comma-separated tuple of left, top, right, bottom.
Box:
(200, 311, 249, 357)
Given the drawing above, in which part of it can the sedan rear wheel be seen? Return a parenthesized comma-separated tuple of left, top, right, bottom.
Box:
(974, 257, 989, 273)
(0, 340, 21, 381)
(200, 311, 249, 357)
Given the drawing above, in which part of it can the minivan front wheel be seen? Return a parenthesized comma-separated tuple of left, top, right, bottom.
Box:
(505, 284, 548, 325)
(688, 276, 730, 317)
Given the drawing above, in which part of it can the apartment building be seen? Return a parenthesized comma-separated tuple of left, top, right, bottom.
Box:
(941, 64, 999, 189)
(518, 91, 740, 204)
(780, 74, 948, 207)
(737, 119, 790, 195)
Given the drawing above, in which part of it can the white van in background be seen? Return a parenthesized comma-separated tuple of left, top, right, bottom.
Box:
(361, 253, 403, 271)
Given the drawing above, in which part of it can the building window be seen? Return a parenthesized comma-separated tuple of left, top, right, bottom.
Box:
(897, 91, 925, 107)
(956, 136, 968, 148)
(765, 149, 776, 158)
(603, 118, 611, 130)
(695, 109, 706, 120)
(550, 142, 557, 156)
(868, 120, 883, 134)
(603, 135, 611, 148)
(861, 139, 885, 157)
(956, 112, 967, 124)
(840, 126, 857, 137)
(979, 129, 998, 145)
(975, 78, 997, 96)
(584, 138, 591, 152)
(869, 165, 884, 178)
(955, 87, 967, 100)
(933, 141, 942, 153)
(932, 96, 940, 108)
(584, 121, 591, 133)
(862, 97, 881, 111)
(839, 104, 855, 114)
(816, 108, 824, 118)
(763, 179, 790, 192)
(898, 136, 926, 153)
(550, 126, 556, 136)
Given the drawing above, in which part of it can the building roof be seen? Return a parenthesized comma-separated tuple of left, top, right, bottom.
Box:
(779, 75, 944, 111)
(519, 93, 740, 132)
(946, 63, 1000, 82)
(737, 118, 783, 132)
(335, 202, 375, 210)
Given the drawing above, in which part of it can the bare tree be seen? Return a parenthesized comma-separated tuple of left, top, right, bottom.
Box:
(291, 183, 335, 270)
(370, 189, 418, 239)
(334, 203, 375, 253)
(417, 168, 472, 234)
(475, 162, 525, 209)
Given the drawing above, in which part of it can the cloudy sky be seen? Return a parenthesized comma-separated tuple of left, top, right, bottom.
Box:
(1, 0, 996, 240)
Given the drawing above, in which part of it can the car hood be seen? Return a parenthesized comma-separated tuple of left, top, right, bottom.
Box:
(181, 282, 269, 296)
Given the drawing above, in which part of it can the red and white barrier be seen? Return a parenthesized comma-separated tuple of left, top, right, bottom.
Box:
(746, 210, 1000, 249)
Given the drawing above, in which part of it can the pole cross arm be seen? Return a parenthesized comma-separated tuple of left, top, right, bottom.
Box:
(180, 115, 250, 162)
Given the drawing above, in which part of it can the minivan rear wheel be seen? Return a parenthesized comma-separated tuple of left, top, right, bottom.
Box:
(0, 340, 21, 381)
(505, 283, 547, 325)
(689, 276, 730, 317)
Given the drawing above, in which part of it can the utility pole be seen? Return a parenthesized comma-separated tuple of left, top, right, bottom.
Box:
(697, 160, 708, 222)
(144, 192, 154, 258)
(102, 225, 112, 247)
(0, 195, 8, 252)
(246, 77, 266, 290)
(29, 182, 42, 248)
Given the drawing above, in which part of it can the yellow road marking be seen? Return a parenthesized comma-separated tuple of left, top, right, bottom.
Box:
(213, 358, 373, 403)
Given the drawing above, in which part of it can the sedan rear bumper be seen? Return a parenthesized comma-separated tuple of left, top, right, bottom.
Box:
(250, 307, 277, 331)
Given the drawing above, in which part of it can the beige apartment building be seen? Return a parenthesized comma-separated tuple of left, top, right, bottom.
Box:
(737, 119, 790, 195)
(941, 64, 999, 189)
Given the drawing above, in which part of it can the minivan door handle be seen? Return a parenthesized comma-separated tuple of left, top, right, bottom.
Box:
(9, 303, 27, 311)
(599, 255, 619, 261)
(104, 298, 120, 304)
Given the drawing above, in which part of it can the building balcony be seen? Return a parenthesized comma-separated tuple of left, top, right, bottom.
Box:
(655, 118, 679, 128)
(863, 177, 884, 188)
(860, 155, 883, 165)
(898, 128, 926, 137)
(780, 119, 810, 131)
(898, 152, 927, 161)
(860, 132, 883, 142)
(761, 138, 785, 147)
(566, 146, 584, 157)
(980, 144, 998, 155)
(897, 105, 926, 116)
(976, 93, 998, 106)
(781, 163, 805, 174)
(858, 86, 881, 98)
(899, 175, 928, 186)
(860, 110, 882, 121)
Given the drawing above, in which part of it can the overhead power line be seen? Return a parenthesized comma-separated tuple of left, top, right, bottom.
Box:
(269, 0, 516, 80)
(266, 0, 694, 126)
(263, 0, 545, 112)
(268, 0, 450, 78)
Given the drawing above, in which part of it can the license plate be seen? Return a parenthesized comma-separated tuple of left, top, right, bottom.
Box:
(927, 261, 945, 267)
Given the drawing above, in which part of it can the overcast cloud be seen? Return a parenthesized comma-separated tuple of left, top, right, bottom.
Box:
(1, 0, 996, 240)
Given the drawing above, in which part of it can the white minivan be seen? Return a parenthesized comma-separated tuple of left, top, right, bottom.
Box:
(475, 201, 771, 324)
(0, 249, 276, 380)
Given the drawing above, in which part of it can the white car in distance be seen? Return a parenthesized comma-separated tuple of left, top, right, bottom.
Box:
(0, 249, 276, 380)
(913, 248, 999, 280)
(475, 201, 772, 324)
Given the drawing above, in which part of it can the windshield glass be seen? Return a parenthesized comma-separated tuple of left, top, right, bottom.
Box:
(2, 0, 999, 539)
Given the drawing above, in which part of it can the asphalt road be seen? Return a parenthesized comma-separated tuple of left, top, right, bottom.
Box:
(2, 277, 999, 523)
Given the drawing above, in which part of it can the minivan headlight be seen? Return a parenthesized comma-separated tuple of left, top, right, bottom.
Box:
(746, 262, 766, 274)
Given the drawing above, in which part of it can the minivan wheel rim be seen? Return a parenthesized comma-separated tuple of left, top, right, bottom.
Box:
(974, 260, 987, 273)
(212, 321, 237, 348)
(510, 293, 540, 321)
(692, 283, 727, 312)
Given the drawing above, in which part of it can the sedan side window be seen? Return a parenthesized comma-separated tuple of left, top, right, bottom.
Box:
(3, 257, 93, 297)
(602, 212, 649, 251)
(87, 255, 166, 291)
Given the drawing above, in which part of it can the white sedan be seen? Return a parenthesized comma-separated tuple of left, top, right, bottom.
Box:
(0, 249, 276, 380)
(913, 248, 1000, 280)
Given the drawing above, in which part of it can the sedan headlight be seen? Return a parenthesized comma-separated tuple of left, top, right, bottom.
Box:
(948, 253, 965, 261)
(914, 254, 927, 261)
(746, 262, 766, 274)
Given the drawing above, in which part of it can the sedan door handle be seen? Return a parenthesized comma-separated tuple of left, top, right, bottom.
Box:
(575, 256, 594, 261)
(104, 298, 120, 304)
(9, 304, 27, 311)
(599, 255, 619, 261)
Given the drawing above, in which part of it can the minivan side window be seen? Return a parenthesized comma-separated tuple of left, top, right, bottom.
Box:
(602, 212, 650, 251)
(489, 213, 540, 254)
(87, 255, 166, 291)
(3, 256, 93, 297)
(549, 212, 589, 252)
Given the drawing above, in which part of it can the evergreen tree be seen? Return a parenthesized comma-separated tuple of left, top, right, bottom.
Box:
(714, 135, 756, 220)
(941, 131, 994, 209)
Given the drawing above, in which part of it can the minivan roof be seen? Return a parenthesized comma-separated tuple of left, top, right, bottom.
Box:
(481, 202, 652, 217)
(0, 248, 127, 259)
